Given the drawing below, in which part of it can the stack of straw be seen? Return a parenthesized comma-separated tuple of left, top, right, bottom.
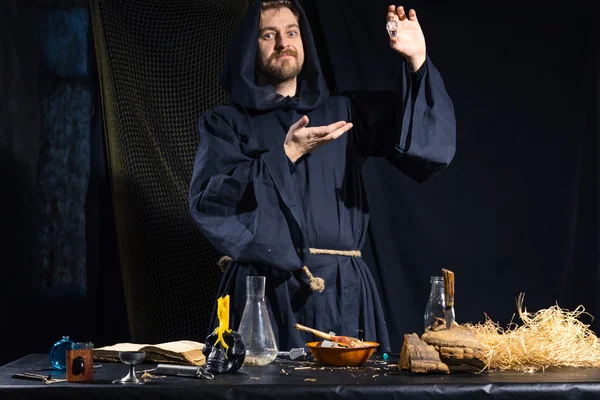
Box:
(465, 293, 600, 372)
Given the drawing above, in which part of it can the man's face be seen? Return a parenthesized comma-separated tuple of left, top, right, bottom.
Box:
(256, 7, 304, 84)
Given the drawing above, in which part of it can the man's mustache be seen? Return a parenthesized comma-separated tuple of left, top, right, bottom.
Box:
(269, 49, 298, 62)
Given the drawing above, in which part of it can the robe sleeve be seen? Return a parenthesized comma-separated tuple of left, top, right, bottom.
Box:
(189, 110, 305, 272)
(346, 56, 456, 183)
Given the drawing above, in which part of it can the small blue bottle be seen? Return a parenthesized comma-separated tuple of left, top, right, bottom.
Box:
(49, 336, 74, 371)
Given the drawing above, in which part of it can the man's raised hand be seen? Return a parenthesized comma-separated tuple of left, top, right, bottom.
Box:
(387, 5, 426, 72)
(284, 116, 353, 163)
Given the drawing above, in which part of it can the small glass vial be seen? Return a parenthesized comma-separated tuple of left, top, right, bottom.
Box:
(424, 276, 446, 332)
(238, 276, 278, 366)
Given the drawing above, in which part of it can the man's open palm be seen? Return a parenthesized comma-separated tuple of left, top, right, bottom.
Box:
(284, 116, 353, 163)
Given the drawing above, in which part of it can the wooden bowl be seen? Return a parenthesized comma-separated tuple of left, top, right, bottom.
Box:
(306, 341, 379, 367)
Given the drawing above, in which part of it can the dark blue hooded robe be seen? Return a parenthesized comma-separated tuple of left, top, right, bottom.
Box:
(189, 0, 455, 352)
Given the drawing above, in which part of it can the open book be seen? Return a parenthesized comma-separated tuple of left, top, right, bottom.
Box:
(93, 340, 205, 366)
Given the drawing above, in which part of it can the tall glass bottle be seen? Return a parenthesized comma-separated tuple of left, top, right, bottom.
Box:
(237, 276, 278, 365)
(424, 276, 446, 333)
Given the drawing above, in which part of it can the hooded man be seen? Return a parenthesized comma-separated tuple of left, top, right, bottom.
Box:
(189, 0, 456, 352)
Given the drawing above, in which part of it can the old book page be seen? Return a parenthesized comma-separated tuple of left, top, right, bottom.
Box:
(93, 340, 205, 366)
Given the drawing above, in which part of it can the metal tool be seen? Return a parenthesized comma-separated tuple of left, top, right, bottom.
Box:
(442, 268, 455, 329)
(12, 373, 66, 384)
(277, 348, 307, 360)
(155, 364, 214, 380)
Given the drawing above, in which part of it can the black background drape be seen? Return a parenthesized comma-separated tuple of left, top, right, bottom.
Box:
(1, 0, 128, 366)
(1, 0, 598, 366)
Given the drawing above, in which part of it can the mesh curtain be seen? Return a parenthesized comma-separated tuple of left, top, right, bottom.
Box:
(89, 0, 335, 343)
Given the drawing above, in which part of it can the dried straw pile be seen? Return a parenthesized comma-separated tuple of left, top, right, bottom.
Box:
(465, 294, 600, 372)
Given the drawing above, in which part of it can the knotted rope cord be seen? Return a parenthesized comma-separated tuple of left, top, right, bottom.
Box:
(217, 248, 362, 292)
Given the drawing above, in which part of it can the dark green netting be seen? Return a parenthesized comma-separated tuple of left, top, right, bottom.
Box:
(89, 0, 334, 343)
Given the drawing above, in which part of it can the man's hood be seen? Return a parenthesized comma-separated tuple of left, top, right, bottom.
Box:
(219, 0, 329, 112)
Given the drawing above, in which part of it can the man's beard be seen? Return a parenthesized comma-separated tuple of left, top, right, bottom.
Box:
(257, 49, 303, 84)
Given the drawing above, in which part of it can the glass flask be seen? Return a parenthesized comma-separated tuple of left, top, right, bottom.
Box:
(423, 276, 446, 332)
(49, 336, 74, 371)
(237, 276, 278, 366)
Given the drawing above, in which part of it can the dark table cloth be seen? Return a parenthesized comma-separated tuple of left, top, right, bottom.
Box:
(2, 354, 600, 399)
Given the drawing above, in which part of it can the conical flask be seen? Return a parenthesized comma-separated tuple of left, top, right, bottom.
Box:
(423, 276, 446, 332)
(237, 276, 278, 365)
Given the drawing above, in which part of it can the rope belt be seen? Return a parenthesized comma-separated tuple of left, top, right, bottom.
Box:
(308, 248, 361, 257)
(302, 248, 361, 292)
(217, 248, 361, 293)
